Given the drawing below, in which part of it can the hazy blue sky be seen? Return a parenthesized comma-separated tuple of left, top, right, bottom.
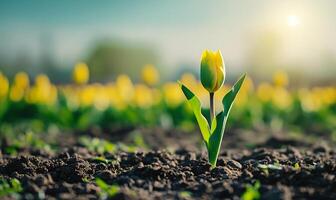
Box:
(1, 0, 336, 76)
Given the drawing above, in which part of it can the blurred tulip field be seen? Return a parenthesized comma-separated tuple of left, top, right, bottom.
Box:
(0, 65, 335, 140)
(1, 1, 336, 199)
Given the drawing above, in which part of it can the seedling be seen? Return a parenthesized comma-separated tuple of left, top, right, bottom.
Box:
(241, 181, 261, 200)
(93, 156, 112, 164)
(95, 178, 120, 199)
(293, 162, 301, 170)
(79, 137, 116, 154)
(179, 191, 192, 198)
(0, 178, 22, 197)
(180, 50, 246, 167)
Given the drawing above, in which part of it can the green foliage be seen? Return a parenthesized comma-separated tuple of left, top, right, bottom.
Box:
(241, 181, 261, 200)
(79, 136, 144, 154)
(180, 83, 211, 143)
(258, 163, 283, 177)
(293, 162, 301, 170)
(0, 178, 22, 197)
(79, 137, 117, 154)
(4, 131, 53, 155)
(180, 74, 246, 167)
(93, 156, 112, 164)
(258, 163, 282, 171)
(130, 131, 148, 149)
(179, 191, 192, 198)
(95, 178, 120, 199)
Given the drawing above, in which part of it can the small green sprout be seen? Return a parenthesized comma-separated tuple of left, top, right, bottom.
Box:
(79, 137, 116, 154)
(95, 178, 120, 199)
(93, 156, 111, 164)
(180, 49, 246, 168)
(241, 181, 261, 200)
(0, 178, 22, 197)
(258, 163, 283, 177)
(82, 177, 90, 183)
(179, 191, 192, 198)
(4, 131, 53, 155)
(293, 162, 301, 170)
(257, 164, 270, 176)
(258, 163, 282, 171)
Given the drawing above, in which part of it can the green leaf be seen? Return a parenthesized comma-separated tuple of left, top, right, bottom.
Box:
(180, 83, 211, 144)
(241, 181, 261, 200)
(0, 178, 22, 197)
(208, 74, 246, 167)
(95, 178, 120, 198)
(208, 111, 225, 167)
(222, 74, 246, 115)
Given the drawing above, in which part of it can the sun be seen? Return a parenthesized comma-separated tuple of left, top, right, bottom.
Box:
(287, 15, 300, 27)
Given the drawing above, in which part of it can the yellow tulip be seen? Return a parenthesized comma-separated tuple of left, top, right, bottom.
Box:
(272, 87, 292, 109)
(9, 85, 24, 102)
(257, 83, 274, 102)
(73, 62, 89, 84)
(14, 72, 30, 89)
(116, 74, 134, 104)
(273, 71, 288, 87)
(163, 82, 184, 107)
(0, 72, 9, 99)
(180, 73, 198, 91)
(200, 50, 225, 93)
(141, 64, 159, 86)
(134, 84, 153, 108)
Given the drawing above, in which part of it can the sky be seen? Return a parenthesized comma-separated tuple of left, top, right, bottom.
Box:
(1, 0, 336, 78)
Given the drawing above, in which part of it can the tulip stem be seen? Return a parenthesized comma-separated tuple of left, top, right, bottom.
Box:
(209, 92, 215, 124)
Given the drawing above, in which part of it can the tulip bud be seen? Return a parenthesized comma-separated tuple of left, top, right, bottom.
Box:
(73, 62, 90, 85)
(200, 50, 225, 93)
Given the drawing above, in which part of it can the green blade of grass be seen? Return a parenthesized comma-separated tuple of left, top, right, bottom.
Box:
(180, 83, 211, 144)
(208, 74, 246, 167)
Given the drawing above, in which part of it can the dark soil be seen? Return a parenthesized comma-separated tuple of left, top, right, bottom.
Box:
(0, 138, 335, 200)
(50, 126, 330, 151)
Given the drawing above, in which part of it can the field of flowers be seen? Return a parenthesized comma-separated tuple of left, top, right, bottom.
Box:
(0, 63, 335, 140)
(1, 63, 336, 199)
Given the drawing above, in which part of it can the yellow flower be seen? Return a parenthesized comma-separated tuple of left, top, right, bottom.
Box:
(200, 50, 225, 93)
(26, 74, 58, 105)
(163, 82, 184, 107)
(0, 72, 9, 99)
(134, 84, 153, 108)
(9, 72, 30, 102)
(106, 83, 125, 110)
(9, 85, 24, 102)
(180, 73, 197, 90)
(79, 85, 95, 106)
(36, 74, 50, 87)
(272, 87, 292, 109)
(14, 72, 30, 89)
(257, 83, 274, 102)
(273, 71, 288, 87)
(116, 74, 134, 104)
(93, 84, 110, 111)
(240, 75, 254, 93)
(298, 88, 319, 112)
(141, 64, 159, 86)
(73, 62, 89, 84)
(236, 76, 254, 107)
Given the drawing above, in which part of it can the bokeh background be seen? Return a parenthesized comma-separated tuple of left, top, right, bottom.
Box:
(0, 2, 335, 198)
(0, 0, 335, 149)
(1, 0, 336, 84)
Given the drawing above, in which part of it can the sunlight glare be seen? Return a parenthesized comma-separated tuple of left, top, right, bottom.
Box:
(287, 15, 300, 27)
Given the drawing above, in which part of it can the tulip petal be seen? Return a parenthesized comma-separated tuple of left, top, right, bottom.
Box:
(200, 49, 225, 92)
